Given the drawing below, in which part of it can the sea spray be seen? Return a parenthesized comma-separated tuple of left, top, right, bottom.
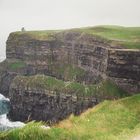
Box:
(0, 93, 25, 131)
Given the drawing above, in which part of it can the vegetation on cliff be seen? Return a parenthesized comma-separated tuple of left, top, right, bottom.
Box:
(8, 61, 26, 70)
(12, 75, 127, 98)
(0, 60, 26, 71)
(11, 25, 140, 49)
(50, 64, 86, 81)
(77, 25, 140, 49)
(1, 94, 140, 140)
(12, 30, 59, 41)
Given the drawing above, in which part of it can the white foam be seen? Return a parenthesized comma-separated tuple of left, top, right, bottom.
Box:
(0, 93, 50, 131)
(0, 94, 9, 101)
(0, 93, 25, 131)
(0, 114, 25, 128)
(41, 125, 50, 130)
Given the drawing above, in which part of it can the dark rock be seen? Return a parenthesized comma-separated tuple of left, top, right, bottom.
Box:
(9, 88, 98, 123)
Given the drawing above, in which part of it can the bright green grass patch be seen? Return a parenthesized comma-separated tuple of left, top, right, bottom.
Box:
(1, 94, 140, 140)
(97, 80, 128, 98)
(120, 41, 140, 49)
(75, 25, 140, 49)
(8, 61, 26, 70)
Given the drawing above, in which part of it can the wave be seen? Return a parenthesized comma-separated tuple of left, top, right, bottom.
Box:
(0, 93, 25, 131)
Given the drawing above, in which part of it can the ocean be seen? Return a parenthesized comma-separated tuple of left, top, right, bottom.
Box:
(0, 93, 25, 131)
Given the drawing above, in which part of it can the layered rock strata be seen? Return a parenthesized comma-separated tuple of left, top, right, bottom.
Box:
(3, 31, 140, 94)
(0, 30, 139, 122)
(107, 49, 140, 93)
(9, 75, 99, 123)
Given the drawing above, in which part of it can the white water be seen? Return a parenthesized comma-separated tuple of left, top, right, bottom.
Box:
(0, 93, 25, 131)
(0, 57, 5, 63)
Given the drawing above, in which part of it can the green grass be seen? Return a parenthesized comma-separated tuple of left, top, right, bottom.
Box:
(12, 30, 60, 41)
(12, 25, 140, 49)
(8, 61, 26, 70)
(1, 94, 140, 140)
(12, 75, 127, 98)
(51, 64, 86, 81)
(74, 25, 140, 49)
(51, 94, 140, 140)
(0, 122, 49, 140)
(92, 80, 128, 99)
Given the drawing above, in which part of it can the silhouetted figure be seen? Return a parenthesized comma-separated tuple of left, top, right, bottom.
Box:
(21, 27, 25, 32)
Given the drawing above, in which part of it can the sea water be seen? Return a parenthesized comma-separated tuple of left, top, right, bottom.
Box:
(0, 93, 25, 131)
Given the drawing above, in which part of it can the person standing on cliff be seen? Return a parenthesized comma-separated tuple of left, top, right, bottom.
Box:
(21, 27, 25, 32)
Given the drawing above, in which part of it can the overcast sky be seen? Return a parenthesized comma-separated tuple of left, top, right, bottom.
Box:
(0, 0, 140, 60)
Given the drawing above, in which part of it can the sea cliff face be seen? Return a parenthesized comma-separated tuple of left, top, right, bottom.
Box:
(107, 49, 140, 93)
(4, 31, 140, 94)
(6, 32, 110, 83)
(8, 75, 126, 123)
(0, 29, 139, 122)
(9, 75, 99, 123)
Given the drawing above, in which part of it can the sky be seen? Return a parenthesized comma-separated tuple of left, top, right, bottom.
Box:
(0, 0, 140, 60)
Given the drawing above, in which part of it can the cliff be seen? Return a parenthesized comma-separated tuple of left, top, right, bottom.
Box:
(9, 75, 98, 122)
(8, 75, 126, 123)
(3, 30, 140, 94)
(0, 26, 139, 122)
(107, 49, 140, 93)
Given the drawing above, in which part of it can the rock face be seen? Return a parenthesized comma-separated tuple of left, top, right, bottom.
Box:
(107, 49, 140, 93)
(10, 75, 103, 123)
(9, 75, 99, 123)
(8, 74, 126, 123)
(6, 32, 111, 84)
(4, 31, 140, 93)
(0, 30, 139, 122)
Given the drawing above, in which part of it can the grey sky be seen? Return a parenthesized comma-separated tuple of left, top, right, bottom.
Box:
(0, 0, 140, 60)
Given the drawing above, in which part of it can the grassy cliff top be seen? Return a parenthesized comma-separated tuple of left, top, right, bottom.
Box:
(12, 25, 140, 49)
(1, 94, 140, 140)
(11, 30, 59, 41)
(77, 25, 140, 49)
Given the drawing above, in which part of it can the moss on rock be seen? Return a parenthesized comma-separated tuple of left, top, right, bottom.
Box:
(12, 75, 128, 98)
